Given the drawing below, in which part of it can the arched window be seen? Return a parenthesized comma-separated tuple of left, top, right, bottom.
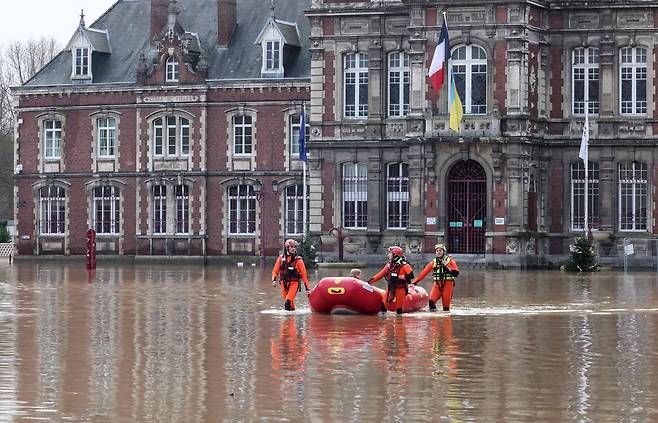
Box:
(153, 184, 167, 234)
(572, 47, 599, 115)
(228, 185, 256, 234)
(342, 163, 368, 229)
(152, 116, 190, 157)
(39, 186, 66, 234)
(93, 185, 120, 234)
(570, 161, 599, 231)
(176, 184, 190, 234)
(285, 185, 305, 235)
(166, 56, 179, 82)
(388, 52, 410, 117)
(619, 162, 647, 231)
(344, 52, 369, 118)
(620, 47, 647, 115)
(386, 163, 409, 229)
(450, 45, 487, 114)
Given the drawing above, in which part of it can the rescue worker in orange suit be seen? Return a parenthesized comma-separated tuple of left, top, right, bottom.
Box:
(271, 239, 311, 311)
(411, 243, 459, 311)
(368, 246, 414, 314)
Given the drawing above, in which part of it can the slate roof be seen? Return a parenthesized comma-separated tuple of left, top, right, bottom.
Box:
(25, 0, 311, 87)
(65, 27, 112, 54)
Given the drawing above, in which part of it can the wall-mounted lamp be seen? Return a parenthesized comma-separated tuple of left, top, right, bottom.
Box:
(272, 179, 279, 193)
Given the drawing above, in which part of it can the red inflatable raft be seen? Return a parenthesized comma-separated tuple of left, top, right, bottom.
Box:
(309, 277, 429, 314)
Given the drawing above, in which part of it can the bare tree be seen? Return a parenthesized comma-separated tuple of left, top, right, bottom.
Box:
(0, 37, 60, 220)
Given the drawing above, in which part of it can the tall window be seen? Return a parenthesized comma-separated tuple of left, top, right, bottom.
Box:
(152, 116, 190, 157)
(74, 47, 90, 77)
(97, 117, 116, 157)
(166, 56, 179, 82)
(94, 186, 120, 234)
(344, 52, 369, 118)
(387, 163, 409, 229)
(285, 185, 304, 235)
(451, 45, 487, 114)
(388, 52, 410, 117)
(44, 119, 62, 159)
(176, 184, 190, 234)
(571, 161, 599, 231)
(265, 41, 280, 70)
(233, 115, 253, 155)
(572, 47, 599, 115)
(153, 185, 167, 234)
(39, 186, 65, 234)
(342, 163, 368, 229)
(228, 185, 256, 234)
(619, 162, 647, 231)
(290, 114, 309, 157)
(620, 47, 647, 115)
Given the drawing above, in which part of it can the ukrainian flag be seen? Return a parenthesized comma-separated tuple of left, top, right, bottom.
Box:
(449, 74, 463, 132)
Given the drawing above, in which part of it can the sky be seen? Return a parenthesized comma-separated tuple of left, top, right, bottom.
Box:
(0, 0, 117, 49)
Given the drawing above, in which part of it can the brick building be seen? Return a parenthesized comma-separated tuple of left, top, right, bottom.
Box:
(305, 0, 658, 267)
(13, 0, 311, 257)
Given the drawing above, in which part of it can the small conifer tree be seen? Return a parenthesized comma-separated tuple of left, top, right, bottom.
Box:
(298, 238, 319, 268)
(564, 236, 599, 272)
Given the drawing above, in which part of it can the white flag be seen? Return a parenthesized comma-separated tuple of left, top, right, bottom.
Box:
(579, 109, 589, 162)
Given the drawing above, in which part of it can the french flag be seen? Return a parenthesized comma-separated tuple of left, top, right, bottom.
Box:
(428, 17, 449, 92)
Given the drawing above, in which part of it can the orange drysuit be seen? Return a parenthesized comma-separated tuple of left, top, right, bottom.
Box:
(414, 255, 459, 311)
(369, 257, 414, 313)
(272, 254, 310, 311)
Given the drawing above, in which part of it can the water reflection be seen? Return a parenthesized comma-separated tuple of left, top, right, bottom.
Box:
(0, 264, 657, 422)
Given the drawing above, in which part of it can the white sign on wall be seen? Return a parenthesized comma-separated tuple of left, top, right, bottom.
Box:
(495, 217, 505, 225)
(426, 217, 437, 225)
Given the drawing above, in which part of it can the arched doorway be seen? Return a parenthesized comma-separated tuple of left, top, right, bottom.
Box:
(446, 160, 486, 254)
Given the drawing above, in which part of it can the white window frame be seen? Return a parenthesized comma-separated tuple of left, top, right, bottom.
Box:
(233, 115, 253, 156)
(619, 46, 647, 115)
(97, 117, 116, 158)
(152, 116, 190, 158)
(176, 184, 190, 234)
(386, 163, 409, 229)
(344, 52, 369, 118)
(93, 186, 120, 235)
(44, 119, 62, 159)
(570, 161, 599, 231)
(342, 163, 368, 229)
(228, 185, 256, 235)
(265, 40, 281, 70)
(450, 45, 487, 115)
(572, 47, 600, 115)
(285, 185, 304, 235)
(73, 47, 90, 77)
(166, 56, 179, 82)
(290, 114, 309, 158)
(39, 186, 66, 235)
(153, 185, 167, 234)
(619, 162, 647, 232)
(387, 52, 410, 118)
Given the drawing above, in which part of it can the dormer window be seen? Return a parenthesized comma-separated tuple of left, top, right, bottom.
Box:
(74, 47, 90, 77)
(266, 41, 281, 70)
(166, 56, 179, 82)
(255, 15, 301, 79)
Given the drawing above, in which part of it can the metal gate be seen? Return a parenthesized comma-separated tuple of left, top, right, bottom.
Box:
(446, 160, 486, 254)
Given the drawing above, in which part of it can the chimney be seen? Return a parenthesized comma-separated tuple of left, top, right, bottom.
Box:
(151, 0, 169, 41)
(218, 0, 237, 47)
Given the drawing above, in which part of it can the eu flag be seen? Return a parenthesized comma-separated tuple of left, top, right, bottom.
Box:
(299, 110, 307, 163)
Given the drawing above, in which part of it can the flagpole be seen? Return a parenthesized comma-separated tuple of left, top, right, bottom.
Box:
(302, 104, 308, 239)
(584, 102, 589, 237)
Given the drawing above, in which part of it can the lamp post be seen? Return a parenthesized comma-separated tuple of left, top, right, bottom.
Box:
(253, 181, 265, 266)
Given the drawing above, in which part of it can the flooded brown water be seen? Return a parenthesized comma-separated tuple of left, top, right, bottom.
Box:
(0, 262, 657, 422)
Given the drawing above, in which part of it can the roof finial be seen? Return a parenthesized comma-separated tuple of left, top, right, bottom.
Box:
(79, 9, 86, 27)
(270, 0, 276, 19)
